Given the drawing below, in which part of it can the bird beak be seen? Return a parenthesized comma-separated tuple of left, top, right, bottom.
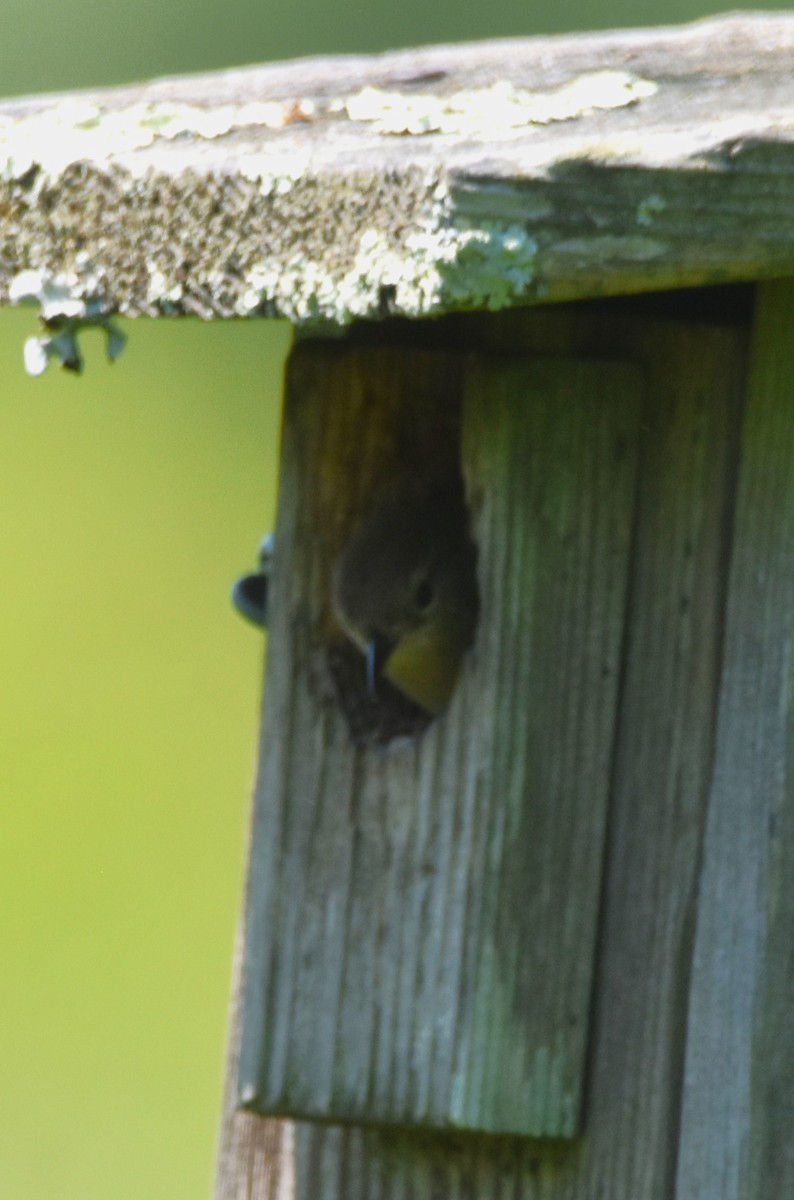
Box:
(365, 632, 394, 695)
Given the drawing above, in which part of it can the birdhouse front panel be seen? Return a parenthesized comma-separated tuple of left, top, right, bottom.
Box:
(238, 342, 643, 1137)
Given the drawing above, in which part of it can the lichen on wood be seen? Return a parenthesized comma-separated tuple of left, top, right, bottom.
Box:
(3, 14, 794, 333)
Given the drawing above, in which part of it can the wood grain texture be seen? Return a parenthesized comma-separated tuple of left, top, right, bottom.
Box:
(5, 16, 794, 323)
(458, 359, 641, 1135)
(447, 309, 747, 1200)
(675, 281, 794, 1200)
(238, 345, 641, 1137)
(217, 298, 749, 1198)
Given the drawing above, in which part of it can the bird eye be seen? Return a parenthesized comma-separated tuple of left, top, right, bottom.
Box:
(414, 577, 434, 610)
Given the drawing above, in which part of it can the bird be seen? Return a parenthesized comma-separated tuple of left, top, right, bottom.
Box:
(332, 481, 479, 716)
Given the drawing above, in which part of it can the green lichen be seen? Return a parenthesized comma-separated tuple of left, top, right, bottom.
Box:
(637, 194, 667, 226)
(239, 222, 537, 323)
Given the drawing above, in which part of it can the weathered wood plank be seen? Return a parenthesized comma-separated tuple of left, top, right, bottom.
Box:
(238, 344, 641, 1137)
(458, 358, 641, 1135)
(676, 280, 794, 1200)
(5, 16, 794, 325)
(216, 298, 748, 1197)
(439, 303, 749, 1199)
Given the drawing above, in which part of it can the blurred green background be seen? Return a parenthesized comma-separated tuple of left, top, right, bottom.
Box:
(1, 2, 786, 1198)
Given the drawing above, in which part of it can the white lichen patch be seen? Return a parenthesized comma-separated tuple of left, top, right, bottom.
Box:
(9, 262, 126, 374)
(146, 267, 184, 310)
(0, 97, 312, 180)
(237, 221, 538, 322)
(10, 268, 88, 320)
(344, 72, 657, 138)
(9, 263, 110, 319)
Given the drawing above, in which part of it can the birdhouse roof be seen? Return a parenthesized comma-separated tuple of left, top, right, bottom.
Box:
(4, 12, 794, 327)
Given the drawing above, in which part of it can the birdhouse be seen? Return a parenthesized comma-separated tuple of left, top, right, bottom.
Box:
(6, 13, 794, 1199)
